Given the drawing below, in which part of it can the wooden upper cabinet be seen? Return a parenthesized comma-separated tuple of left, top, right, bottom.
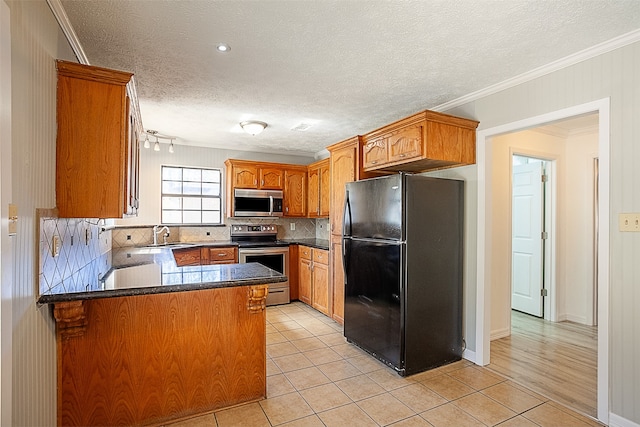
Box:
(56, 60, 141, 218)
(307, 158, 330, 218)
(226, 160, 284, 190)
(362, 110, 479, 173)
(319, 161, 331, 217)
(283, 167, 307, 217)
(232, 164, 260, 189)
(327, 137, 367, 236)
(260, 167, 284, 190)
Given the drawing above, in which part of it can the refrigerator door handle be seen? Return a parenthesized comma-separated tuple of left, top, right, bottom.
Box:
(342, 237, 350, 282)
(342, 189, 351, 238)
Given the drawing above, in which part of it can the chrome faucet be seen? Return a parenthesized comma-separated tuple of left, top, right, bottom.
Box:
(153, 225, 170, 246)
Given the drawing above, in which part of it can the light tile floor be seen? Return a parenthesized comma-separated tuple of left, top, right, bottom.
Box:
(167, 302, 603, 427)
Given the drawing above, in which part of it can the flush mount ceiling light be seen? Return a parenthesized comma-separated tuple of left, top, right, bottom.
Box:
(240, 121, 268, 136)
(216, 43, 231, 53)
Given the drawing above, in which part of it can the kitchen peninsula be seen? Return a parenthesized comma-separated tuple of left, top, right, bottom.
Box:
(39, 246, 286, 427)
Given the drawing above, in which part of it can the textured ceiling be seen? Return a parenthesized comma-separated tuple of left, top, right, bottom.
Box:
(58, 0, 640, 157)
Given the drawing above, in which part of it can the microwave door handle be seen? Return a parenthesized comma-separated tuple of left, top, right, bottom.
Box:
(269, 195, 273, 216)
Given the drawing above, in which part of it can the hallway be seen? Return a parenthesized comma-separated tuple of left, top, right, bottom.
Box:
(489, 311, 598, 418)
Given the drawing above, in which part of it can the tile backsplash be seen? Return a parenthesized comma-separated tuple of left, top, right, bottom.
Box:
(112, 217, 328, 248)
(37, 209, 112, 297)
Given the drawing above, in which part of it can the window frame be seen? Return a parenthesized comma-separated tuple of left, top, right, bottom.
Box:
(160, 165, 223, 225)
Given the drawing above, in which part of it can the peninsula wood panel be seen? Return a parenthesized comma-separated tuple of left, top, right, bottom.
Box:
(55, 286, 266, 426)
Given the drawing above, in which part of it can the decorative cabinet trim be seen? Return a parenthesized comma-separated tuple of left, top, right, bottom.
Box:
(247, 285, 269, 313)
(53, 301, 87, 338)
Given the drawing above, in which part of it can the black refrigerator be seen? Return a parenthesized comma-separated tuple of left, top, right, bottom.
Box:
(342, 173, 463, 376)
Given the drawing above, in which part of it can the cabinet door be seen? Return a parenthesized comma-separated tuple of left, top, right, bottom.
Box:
(312, 261, 329, 315)
(233, 165, 259, 189)
(56, 61, 133, 218)
(329, 144, 356, 235)
(125, 97, 140, 216)
(330, 235, 345, 324)
(319, 161, 331, 217)
(284, 169, 306, 217)
(387, 123, 423, 163)
(299, 257, 312, 305)
(173, 248, 201, 266)
(307, 167, 320, 217)
(362, 138, 387, 169)
(260, 167, 284, 190)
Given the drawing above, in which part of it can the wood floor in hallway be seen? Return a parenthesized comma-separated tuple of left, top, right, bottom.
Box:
(488, 311, 598, 419)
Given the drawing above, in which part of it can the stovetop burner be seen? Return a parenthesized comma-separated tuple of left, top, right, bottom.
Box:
(231, 224, 288, 248)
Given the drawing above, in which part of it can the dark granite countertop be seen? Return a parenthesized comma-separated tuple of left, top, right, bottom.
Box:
(38, 245, 286, 305)
(284, 238, 330, 250)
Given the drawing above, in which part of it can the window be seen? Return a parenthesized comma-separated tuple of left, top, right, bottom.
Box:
(161, 166, 222, 224)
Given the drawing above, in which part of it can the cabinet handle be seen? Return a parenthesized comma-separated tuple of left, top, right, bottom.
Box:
(399, 154, 406, 158)
(217, 253, 226, 257)
(261, 179, 264, 186)
(371, 161, 378, 164)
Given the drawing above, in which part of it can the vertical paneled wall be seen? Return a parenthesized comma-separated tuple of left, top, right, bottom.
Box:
(447, 41, 640, 423)
(7, 1, 75, 425)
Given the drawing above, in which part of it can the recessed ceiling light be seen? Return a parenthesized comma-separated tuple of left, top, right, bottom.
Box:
(216, 43, 230, 53)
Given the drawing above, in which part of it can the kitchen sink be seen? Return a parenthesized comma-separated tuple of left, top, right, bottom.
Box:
(125, 243, 195, 255)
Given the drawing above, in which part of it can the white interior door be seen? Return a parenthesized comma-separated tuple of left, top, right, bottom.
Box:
(511, 161, 544, 317)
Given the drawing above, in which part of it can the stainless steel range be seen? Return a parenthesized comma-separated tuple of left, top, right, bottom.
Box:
(231, 225, 290, 306)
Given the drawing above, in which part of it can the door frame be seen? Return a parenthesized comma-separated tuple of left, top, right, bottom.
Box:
(0, 1, 12, 424)
(475, 98, 610, 423)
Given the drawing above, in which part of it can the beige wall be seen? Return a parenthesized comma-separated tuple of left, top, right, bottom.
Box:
(445, 41, 640, 423)
(4, 0, 75, 425)
(118, 144, 314, 226)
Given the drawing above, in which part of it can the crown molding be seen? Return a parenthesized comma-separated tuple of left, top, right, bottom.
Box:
(434, 28, 640, 113)
(47, 0, 144, 132)
(46, 0, 89, 64)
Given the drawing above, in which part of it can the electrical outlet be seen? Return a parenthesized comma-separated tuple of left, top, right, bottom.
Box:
(619, 213, 640, 232)
(290, 223, 295, 231)
(52, 235, 61, 257)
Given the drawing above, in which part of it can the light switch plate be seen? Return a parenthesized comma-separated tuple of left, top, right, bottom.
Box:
(619, 213, 640, 232)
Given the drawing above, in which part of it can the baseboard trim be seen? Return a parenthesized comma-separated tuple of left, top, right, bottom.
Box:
(609, 412, 640, 427)
(490, 327, 510, 341)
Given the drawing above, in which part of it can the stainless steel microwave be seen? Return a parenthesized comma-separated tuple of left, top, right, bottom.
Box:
(233, 188, 284, 217)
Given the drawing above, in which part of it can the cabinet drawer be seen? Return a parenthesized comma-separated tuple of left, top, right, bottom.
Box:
(312, 248, 328, 265)
(205, 247, 237, 264)
(299, 245, 312, 261)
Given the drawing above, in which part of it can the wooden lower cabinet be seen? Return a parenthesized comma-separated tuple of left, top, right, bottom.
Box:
(298, 246, 329, 315)
(298, 246, 312, 305)
(311, 249, 329, 315)
(53, 285, 268, 426)
(201, 246, 237, 264)
(330, 235, 345, 324)
(172, 247, 201, 266)
(173, 246, 237, 267)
